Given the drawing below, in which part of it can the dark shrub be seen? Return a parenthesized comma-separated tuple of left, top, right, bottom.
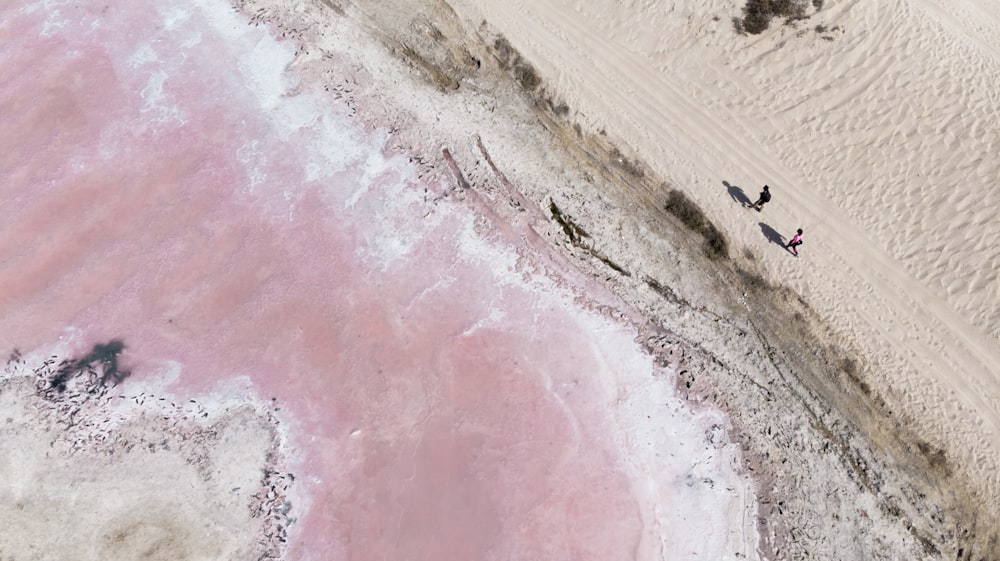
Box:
(739, 0, 810, 34)
(664, 189, 729, 259)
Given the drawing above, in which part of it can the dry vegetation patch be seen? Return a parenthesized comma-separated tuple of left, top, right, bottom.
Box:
(663, 188, 729, 259)
(736, 0, 821, 34)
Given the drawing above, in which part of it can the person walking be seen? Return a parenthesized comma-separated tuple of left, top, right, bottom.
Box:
(786, 228, 803, 256)
(751, 185, 771, 211)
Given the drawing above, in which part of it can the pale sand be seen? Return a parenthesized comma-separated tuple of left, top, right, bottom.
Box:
(240, 0, 1000, 557)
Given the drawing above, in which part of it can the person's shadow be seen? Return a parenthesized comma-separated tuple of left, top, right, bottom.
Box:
(759, 222, 788, 250)
(723, 180, 751, 207)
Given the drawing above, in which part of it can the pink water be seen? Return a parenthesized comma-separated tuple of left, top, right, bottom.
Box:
(0, 1, 754, 559)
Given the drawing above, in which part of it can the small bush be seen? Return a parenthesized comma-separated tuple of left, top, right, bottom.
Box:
(514, 61, 540, 91)
(736, 267, 770, 291)
(704, 224, 729, 259)
(739, 0, 810, 34)
(664, 189, 729, 259)
(493, 36, 514, 68)
(608, 148, 644, 179)
(547, 99, 570, 117)
(664, 189, 707, 231)
(493, 35, 542, 92)
(915, 440, 950, 476)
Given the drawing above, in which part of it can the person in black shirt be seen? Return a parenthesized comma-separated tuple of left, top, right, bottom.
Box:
(751, 185, 771, 211)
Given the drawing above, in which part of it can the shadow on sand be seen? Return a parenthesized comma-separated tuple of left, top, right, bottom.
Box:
(759, 223, 800, 255)
(723, 180, 751, 207)
(759, 222, 786, 246)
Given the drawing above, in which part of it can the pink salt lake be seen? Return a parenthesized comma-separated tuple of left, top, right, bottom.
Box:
(0, 1, 756, 559)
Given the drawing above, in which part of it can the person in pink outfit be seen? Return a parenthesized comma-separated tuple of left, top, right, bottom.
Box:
(786, 228, 803, 255)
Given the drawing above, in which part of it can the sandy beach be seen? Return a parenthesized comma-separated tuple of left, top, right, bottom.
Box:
(1, 0, 999, 559)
